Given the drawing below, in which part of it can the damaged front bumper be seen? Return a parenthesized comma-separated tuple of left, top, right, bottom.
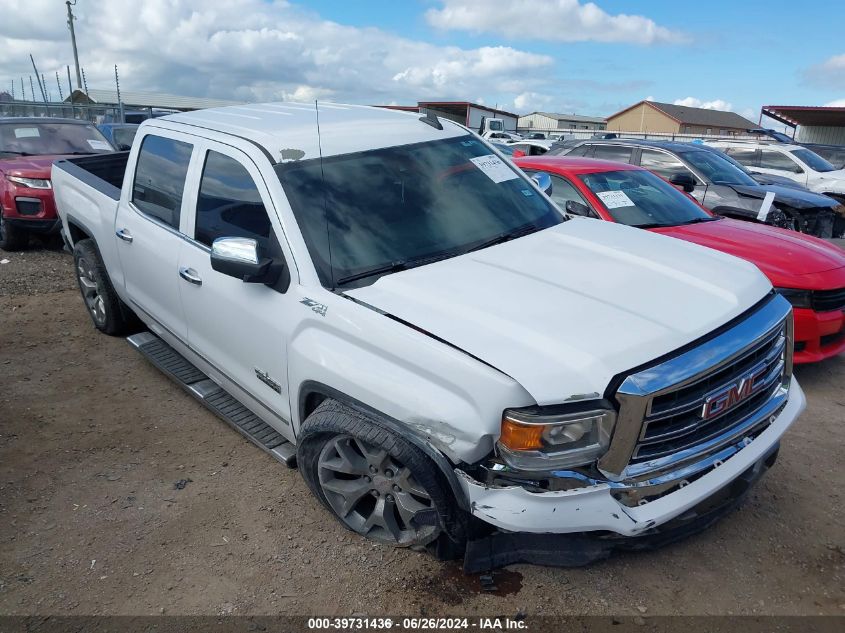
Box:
(455, 380, 805, 568)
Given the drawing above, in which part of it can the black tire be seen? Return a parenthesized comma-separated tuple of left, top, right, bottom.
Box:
(0, 207, 29, 251)
(72, 238, 141, 336)
(298, 399, 460, 549)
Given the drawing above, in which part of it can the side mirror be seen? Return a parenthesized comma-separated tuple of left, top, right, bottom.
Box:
(565, 200, 592, 217)
(669, 172, 697, 193)
(512, 149, 526, 158)
(530, 171, 553, 195)
(211, 237, 276, 284)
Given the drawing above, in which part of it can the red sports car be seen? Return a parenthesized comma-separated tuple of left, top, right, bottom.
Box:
(514, 155, 845, 364)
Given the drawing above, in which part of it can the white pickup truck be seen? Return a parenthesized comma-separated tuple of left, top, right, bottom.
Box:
(53, 103, 805, 571)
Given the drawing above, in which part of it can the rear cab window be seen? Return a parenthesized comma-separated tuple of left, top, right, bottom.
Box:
(131, 134, 193, 229)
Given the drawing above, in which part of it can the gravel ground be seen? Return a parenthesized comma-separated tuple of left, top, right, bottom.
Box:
(0, 243, 843, 617)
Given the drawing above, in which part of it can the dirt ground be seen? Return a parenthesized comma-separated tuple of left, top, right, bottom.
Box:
(1, 246, 843, 618)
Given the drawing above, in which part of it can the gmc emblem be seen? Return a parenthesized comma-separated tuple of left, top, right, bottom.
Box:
(701, 361, 769, 421)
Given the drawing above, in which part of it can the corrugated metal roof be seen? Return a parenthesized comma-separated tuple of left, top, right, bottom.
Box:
(525, 112, 606, 124)
(68, 89, 244, 111)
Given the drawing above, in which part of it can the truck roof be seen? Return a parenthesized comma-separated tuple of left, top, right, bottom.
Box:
(158, 102, 466, 163)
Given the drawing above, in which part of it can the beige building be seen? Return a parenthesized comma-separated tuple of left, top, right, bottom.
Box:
(607, 100, 756, 136)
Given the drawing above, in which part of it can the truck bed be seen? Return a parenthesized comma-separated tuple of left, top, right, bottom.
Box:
(54, 152, 130, 201)
(52, 153, 129, 285)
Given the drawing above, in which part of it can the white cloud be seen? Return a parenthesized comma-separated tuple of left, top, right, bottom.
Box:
(0, 0, 553, 106)
(513, 91, 554, 112)
(425, 0, 688, 45)
(804, 53, 845, 88)
(824, 98, 845, 107)
(673, 96, 733, 111)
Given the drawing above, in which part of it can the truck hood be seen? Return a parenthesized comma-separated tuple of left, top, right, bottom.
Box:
(651, 218, 845, 285)
(0, 154, 79, 178)
(346, 219, 772, 405)
(727, 183, 836, 209)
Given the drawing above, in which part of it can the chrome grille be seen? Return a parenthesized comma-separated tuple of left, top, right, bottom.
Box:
(599, 294, 794, 482)
(632, 323, 786, 462)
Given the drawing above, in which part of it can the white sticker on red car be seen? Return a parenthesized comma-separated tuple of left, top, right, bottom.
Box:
(87, 140, 112, 151)
(469, 154, 519, 183)
(596, 190, 635, 209)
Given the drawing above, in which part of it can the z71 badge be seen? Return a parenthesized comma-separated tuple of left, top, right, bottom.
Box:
(300, 297, 328, 316)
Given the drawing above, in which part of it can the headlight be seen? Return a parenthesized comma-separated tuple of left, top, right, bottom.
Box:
(6, 175, 52, 189)
(497, 406, 615, 470)
(775, 287, 812, 309)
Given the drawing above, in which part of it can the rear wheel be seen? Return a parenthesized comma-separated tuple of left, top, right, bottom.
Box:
(298, 400, 453, 548)
(0, 207, 29, 251)
(73, 238, 140, 335)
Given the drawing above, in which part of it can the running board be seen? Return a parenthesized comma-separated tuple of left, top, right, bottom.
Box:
(127, 332, 296, 467)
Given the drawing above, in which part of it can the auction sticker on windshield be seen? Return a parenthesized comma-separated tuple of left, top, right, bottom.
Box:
(596, 190, 635, 209)
(470, 154, 518, 183)
(87, 140, 112, 151)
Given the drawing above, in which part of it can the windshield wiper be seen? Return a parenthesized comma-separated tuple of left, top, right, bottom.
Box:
(464, 223, 544, 254)
(336, 224, 546, 286)
(336, 251, 459, 286)
(677, 217, 719, 225)
(0, 151, 33, 156)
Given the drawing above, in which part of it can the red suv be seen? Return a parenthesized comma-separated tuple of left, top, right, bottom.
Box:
(515, 155, 845, 364)
(0, 118, 114, 250)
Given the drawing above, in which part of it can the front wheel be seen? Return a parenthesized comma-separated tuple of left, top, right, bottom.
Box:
(298, 400, 454, 548)
(0, 207, 29, 251)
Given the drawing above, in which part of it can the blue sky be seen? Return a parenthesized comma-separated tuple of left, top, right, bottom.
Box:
(1, 0, 843, 124)
(302, 0, 845, 119)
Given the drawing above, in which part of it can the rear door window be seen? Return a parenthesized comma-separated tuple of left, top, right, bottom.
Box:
(566, 144, 593, 157)
(759, 150, 802, 173)
(724, 147, 759, 167)
(132, 135, 193, 229)
(591, 145, 634, 163)
(639, 149, 689, 179)
(194, 151, 273, 249)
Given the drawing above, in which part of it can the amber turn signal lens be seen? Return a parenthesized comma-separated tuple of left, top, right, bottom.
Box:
(500, 418, 544, 451)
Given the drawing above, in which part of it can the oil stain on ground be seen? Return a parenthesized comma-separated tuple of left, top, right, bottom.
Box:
(409, 562, 523, 605)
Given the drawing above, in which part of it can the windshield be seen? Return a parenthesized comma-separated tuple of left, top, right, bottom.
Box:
(579, 169, 714, 228)
(0, 122, 113, 157)
(680, 149, 759, 186)
(791, 148, 836, 172)
(112, 127, 139, 149)
(277, 135, 563, 287)
(491, 142, 516, 156)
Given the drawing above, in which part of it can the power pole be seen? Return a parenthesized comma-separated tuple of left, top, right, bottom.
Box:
(66, 1, 83, 91)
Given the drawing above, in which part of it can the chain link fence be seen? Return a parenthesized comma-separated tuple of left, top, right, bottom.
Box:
(0, 99, 122, 123)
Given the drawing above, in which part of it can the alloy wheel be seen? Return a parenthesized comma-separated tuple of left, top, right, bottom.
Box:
(317, 434, 438, 545)
(76, 256, 106, 326)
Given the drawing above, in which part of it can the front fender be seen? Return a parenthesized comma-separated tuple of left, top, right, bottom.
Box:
(286, 292, 534, 465)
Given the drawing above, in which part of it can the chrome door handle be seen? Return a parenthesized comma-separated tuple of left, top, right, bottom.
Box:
(115, 228, 133, 243)
(179, 267, 202, 286)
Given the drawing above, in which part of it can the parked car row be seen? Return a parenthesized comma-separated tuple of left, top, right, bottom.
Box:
(548, 138, 845, 238)
(0, 117, 139, 250)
